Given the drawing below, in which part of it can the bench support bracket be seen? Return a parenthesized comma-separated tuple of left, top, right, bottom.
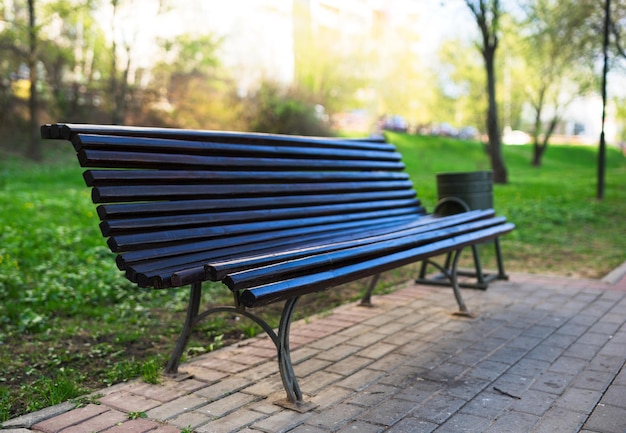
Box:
(417, 238, 508, 290)
(164, 284, 316, 411)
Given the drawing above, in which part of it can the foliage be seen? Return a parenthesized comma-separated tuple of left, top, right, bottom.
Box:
(516, 0, 597, 166)
(246, 81, 332, 136)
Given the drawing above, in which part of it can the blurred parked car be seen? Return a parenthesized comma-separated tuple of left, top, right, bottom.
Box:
(503, 129, 531, 145)
(381, 115, 408, 132)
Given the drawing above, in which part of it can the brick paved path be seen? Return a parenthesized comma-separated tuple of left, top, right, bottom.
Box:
(3, 270, 625, 433)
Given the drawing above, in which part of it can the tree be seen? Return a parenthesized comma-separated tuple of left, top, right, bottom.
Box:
(150, 33, 245, 130)
(465, 0, 508, 183)
(519, 0, 597, 166)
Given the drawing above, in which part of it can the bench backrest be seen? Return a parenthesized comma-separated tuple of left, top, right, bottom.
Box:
(42, 124, 427, 289)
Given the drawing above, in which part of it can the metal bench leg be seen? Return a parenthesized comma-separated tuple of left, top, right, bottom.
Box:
(494, 237, 509, 280)
(360, 273, 381, 306)
(449, 248, 473, 317)
(165, 281, 202, 375)
(275, 296, 317, 412)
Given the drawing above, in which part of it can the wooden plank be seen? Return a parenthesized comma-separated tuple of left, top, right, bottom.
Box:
(239, 223, 516, 307)
(77, 149, 406, 171)
(223, 216, 508, 291)
(42, 123, 398, 152)
(207, 210, 497, 281)
(83, 169, 410, 187)
(100, 199, 421, 236)
(96, 190, 418, 219)
(107, 207, 420, 252)
(129, 215, 423, 288)
(72, 134, 403, 162)
(116, 215, 420, 272)
(91, 180, 415, 203)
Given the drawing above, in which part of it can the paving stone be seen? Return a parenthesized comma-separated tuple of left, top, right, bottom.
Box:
(386, 416, 438, 433)
(599, 383, 626, 408)
(510, 389, 556, 416)
(194, 408, 267, 433)
(483, 410, 539, 433)
(525, 343, 565, 363)
(554, 387, 603, 413)
(150, 426, 182, 433)
(442, 377, 490, 400)
(168, 410, 212, 430)
(295, 357, 333, 377)
(250, 409, 312, 433)
(308, 385, 355, 410)
(588, 353, 625, 374)
(289, 425, 332, 433)
(530, 371, 575, 395)
(487, 346, 529, 365)
(571, 368, 616, 391)
(411, 393, 466, 424)
(435, 412, 492, 433)
(195, 392, 260, 418)
(306, 403, 365, 430)
(1, 402, 75, 429)
(315, 344, 361, 362)
(357, 341, 398, 360)
(460, 390, 513, 419)
(145, 394, 208, 421)
(31, 404, 108, 433)
(348, 383, 400, 407)
(299, 371, 343, 395)
(308, 334, 351, 351)
(335, 420, 385, 433)
(506, 357, 550, 379)
(55, 409, 127, 433)
(124, 382, 189, 403)
(325, 355, 373, 376)
(96, 418, 161, 433)
(192, 376, 253, 401)
(358, 398, 418, 427)
(583, 403, 626, 433)
(99, 391, 162, 413)
(463, 360, 510, 383)
(564, 341, 603, 361)
(329, 366, 382, 391)
(241, 374, 284, 397)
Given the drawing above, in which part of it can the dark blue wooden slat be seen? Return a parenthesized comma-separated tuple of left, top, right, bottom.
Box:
(239, 224, 515, 307)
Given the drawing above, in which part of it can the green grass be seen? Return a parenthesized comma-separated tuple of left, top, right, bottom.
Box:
(388, 132, 626, 277)
(0, 136, 625, 421)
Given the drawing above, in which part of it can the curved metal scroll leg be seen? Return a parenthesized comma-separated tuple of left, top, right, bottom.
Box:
(422, 249, 474, 318)
(449, 249, 473, 317)
(274, 297, 317, 411)
(359, 273, 381, 307)
(164, 284, 315, 411)
(165, 281, 202, 375)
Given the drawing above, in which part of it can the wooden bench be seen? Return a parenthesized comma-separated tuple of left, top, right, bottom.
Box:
(41, 123, 515, 411)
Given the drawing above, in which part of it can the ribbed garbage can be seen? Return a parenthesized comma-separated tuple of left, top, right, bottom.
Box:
(417, 170, 507, 290)
(436, 170, 493, 214)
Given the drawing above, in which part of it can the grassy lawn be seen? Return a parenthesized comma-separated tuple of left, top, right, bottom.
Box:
(1, 135, 625, 421)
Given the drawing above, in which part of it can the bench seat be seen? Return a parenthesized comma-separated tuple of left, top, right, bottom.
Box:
(42, 123, 514, 410)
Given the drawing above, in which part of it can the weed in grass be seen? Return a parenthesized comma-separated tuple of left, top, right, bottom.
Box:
(21, 369, 87, 414)
(140, 357, 163, 385)
(0, 386, 11, 423)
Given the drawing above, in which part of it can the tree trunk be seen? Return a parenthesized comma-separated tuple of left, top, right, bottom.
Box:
(27, 0, 41, 161)
(532, 115, 558, 167)
(484, 46, 507, 183)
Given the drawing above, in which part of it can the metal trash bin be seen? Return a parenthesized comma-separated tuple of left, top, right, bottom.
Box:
(416, 170, 508, 290)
